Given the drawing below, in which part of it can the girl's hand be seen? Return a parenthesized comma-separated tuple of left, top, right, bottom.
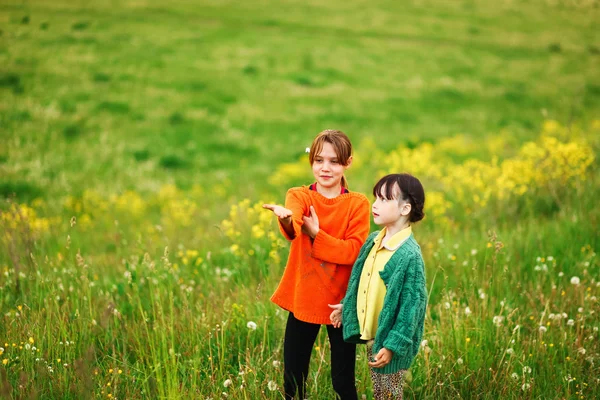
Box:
(328, 304, 343, 328)
(262, 204, 293, 223)
(301, 205, 319, 238)
(368, 347, 393, 368)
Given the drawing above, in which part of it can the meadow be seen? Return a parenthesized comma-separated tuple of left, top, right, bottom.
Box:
(1, 0, 599, 398)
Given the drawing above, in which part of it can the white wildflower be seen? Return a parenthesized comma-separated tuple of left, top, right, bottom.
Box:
(223, 379, 232, 388)
(272, 360, 281, 368)
(465, 307, 472, 316)
(457, 358, 463, 365)
(421, 340, 428, 348)
(567, 319, 574, 326)
(558, 271, 564, 277)
(471, 249, 477, 256)
(578, 347, 586, 355)
(247, 321, 257, 330)
(539, 326, 547, 333)
(267, 380, 278, 391)
(506, 348, 514, 355)
(305, 147, 310, 153)
(523, 366, 532, 374)
(522, 383, 530, 391)
(578, 307, 584, 313)
(570, 276, 580, 285)
(444, 302, 451, 309)
(493, 316, 504, 327)
(511, 372, 519, 380)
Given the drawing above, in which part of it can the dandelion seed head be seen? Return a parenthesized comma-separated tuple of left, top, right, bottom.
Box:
(267, 380, 278, 391)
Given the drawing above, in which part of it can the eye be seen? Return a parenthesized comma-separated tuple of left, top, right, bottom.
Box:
(331, 160, 339, 164)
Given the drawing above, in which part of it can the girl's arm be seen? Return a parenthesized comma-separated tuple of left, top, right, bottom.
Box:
(262, 204, 294, 238)
(382, 257, 427, 358)
(263, 189, 307, 241)
(310, 198, 370, 265)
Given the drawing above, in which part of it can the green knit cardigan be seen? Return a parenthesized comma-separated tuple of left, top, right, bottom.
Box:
(342, 231, 427, 374)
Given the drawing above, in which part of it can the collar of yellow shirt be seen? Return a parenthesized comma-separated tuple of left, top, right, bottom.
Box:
(374, 225, 413, 251)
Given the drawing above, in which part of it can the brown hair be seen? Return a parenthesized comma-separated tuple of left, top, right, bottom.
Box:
(373, 173, 426, 223)
(308, 129, 353, 188)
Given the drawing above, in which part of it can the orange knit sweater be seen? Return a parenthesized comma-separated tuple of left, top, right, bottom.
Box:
(271, 186, 371, 324)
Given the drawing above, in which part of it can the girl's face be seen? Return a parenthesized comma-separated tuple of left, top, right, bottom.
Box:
(372, 184, 411, 227)
(311, 142, 351, 190)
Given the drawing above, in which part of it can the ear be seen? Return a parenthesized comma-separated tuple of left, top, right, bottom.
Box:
(401, 202, 412, 217)
(345, 155, 353, 169)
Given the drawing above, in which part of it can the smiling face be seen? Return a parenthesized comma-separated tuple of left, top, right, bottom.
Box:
(311, 142, 351, 191)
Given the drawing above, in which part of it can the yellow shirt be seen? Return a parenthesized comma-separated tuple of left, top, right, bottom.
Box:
(357, 226, 412, 340)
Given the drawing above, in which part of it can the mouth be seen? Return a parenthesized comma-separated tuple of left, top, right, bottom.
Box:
(320, 176, 333, 180)
(372, 212, 379, 217)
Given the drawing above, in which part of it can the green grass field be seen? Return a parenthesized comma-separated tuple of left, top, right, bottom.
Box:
(1, 0, 599, 398)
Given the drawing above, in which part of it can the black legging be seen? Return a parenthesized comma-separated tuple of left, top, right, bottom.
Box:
(283, 312, 358, 400)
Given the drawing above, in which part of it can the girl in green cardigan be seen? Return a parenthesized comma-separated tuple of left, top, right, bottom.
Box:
(329, 173, 427, 399)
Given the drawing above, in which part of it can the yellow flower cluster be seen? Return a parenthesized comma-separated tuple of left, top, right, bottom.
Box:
(220, 199, 285, 266)
(0, 203, 51, 240)
(268, 155, 311, 187)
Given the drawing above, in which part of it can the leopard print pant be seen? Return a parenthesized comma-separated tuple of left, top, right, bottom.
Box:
(367, 342, 406, 399)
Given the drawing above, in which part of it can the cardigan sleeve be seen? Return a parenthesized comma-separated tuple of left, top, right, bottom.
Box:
(311, 197, 370, 265)
(382, 256, 427, 358)
(277, 189, 308, 241)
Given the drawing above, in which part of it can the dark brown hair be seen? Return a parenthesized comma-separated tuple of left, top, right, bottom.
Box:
(373, 173, 425, 223)
(309, 129, 353, 188)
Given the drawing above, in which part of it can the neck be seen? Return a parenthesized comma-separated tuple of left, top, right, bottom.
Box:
(384, 218, 410, 237)
(316, 183, 342, 198)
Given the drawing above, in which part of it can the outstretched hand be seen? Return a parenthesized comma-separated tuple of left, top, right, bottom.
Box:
(262, 204, 293, 223)
(328, 303, 343, 328)
(301, 205, 319, 238)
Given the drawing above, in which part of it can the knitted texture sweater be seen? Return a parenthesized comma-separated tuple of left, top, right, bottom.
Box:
(271, 186, 370, 325)
(342, 231, 427, 373)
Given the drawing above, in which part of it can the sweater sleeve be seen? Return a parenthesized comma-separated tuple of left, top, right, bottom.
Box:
(311, 197, 370, 265)
(278, 189, 308, 241)
(383, 257, 427, 358)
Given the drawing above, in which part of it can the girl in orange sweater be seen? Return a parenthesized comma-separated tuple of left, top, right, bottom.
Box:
(263, 130, 370, 400)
